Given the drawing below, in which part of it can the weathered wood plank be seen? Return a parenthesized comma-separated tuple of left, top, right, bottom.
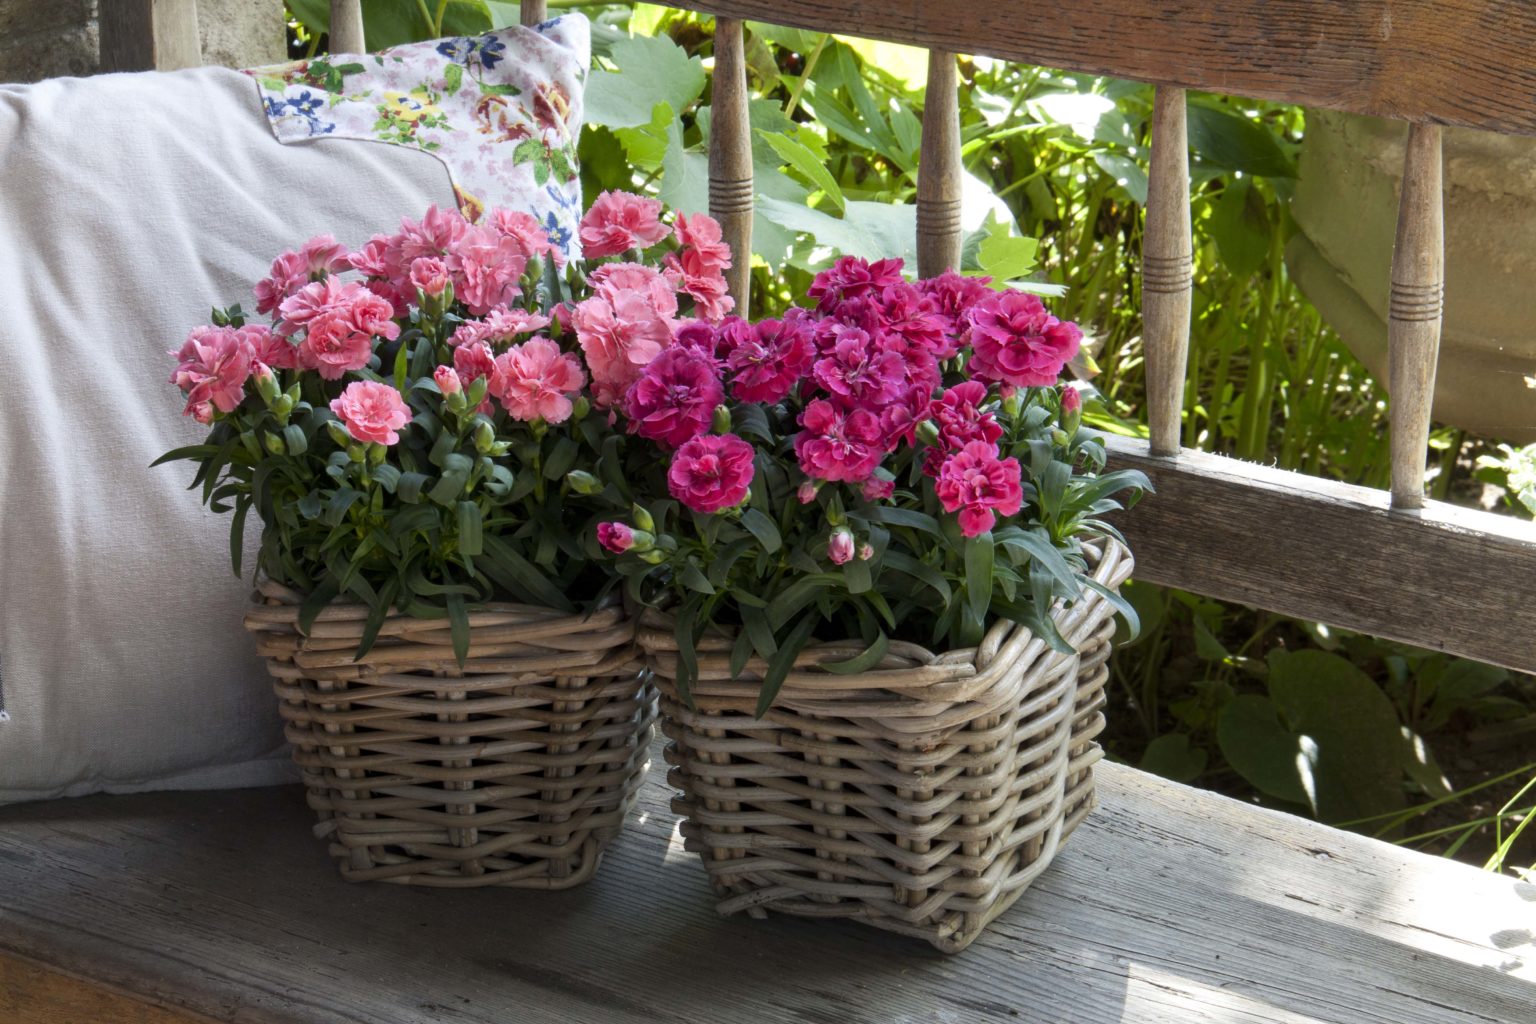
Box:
(1107, 436, 1536, 673)
(99, 0, 201, 72)
(1387, 123, 1445, 510)
(672, 1, 1536, 137)
(0, 951, 218, 1024)
(0, 749, 1529, 1023)
(327, 0, 365, 55)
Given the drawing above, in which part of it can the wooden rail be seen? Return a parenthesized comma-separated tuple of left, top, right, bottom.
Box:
(114, 2, 1536, 673)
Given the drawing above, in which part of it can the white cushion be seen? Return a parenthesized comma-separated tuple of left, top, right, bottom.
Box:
(0, 19, 589, 803)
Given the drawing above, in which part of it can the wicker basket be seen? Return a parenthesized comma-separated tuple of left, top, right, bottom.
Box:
(244, 584, 657, 888)
(640, 539, 1132, 951)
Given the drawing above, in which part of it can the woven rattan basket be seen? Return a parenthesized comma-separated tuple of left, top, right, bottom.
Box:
(245, 584, 657, 888)
(639, 539, 1132, 951)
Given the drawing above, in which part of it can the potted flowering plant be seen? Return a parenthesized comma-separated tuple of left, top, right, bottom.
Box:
(586, 256, 1146, 950)
(158, 191, 733, 888)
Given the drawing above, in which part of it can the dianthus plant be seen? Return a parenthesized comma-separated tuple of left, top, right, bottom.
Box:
(590, 256, 1149, 713)
(158, 191, 734, 662)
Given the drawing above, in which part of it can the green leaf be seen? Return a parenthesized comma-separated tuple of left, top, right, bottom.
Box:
(739, 507, 782, 554)
(584, 35, 707, 130)
(842, 556, 872, 594)
(1267, 650, 1408, 822)
(740, 604, 778, 662)
(997, 526, 1079, 597)
(456, 501, 483, 557)
(228, 495, 250, 578)
(443, 63, 464, 95)
(757, 613, 817, 717)
(819, 630, 888, 675)
(758, 129, 845, 212)
(863, 506, 941, 536)
(353, 578, 399, 662)
(445, 592, 470, 668)
(974, 211, 1039, 282)
(1208, 179, 1271, 279)
(674, 597, 702, 709)
(1090, 151, 1149, 204)
(1139, 733, 1208, 784)
(659, 112, 709, 217)
(964, 533, 995, 625)
(880, 550, 951, 605)
(679, 563, 715, 595)
(297, 577, 340, 637)
(397, 471, 429, 503)
(1216, 694, 1311, 805)
(756, 196, 917, 265)
(1187, 102, 1297, 178)
(612, 100, 673, 171)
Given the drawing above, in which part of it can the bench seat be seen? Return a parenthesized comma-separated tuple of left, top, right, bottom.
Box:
(1, 747, 1531, 1023)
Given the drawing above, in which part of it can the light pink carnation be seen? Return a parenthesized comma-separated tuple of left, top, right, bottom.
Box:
(409, 257, 451, 298)
(573, 293, 671, 406)
(491, 208, 556, 263)
(828, 528, 855, 566)
(451, 306, 553, 349)
(299, 234, 349, 276)
(391, 205, 470, 266)
(253, 251, 309, 316)
(434, 365, 463, 395)
(330, 380, 411, 446)
(491, 337, 587, 424)
(673, 212, 733, 275)
(168, 325, 254, 419)
(589, 262, 680, 320)
(446, 225, 528, 315)
(280, 279, 399, 380)
(579, 190, 670, 258)
(667, 433, 755, 514)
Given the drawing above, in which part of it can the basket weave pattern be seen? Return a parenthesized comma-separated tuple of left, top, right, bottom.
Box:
(245, 585, 657, 888)
(641, 540, 1132, 951)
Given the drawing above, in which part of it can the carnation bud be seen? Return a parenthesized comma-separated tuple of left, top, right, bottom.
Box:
(474, 420, 496, 454)
(1060, 385, 1082, 435)
(828, 527, 856, 566)
(638, 548, 667, 564)
(712, 404, 732, 434)
(466, 375, 489, 410)
(597, 521, 634, 553)
(1051, 428, 1071, 448)
(915, 419, 941, 447)
(631, 503, 655, 532)
(252, 363, 280, 404)
(629, 530, 655, 552)
(346, 443, 366, 463)
(368, 442, 387, 466)
(572, 395, 591, 421)
(285, 382, 302, 405)
(263, 431, 285, 456)
(327, 421, 353, 448)
(566, 470, 601, 495)
(434, 365, 463, 396)
(1002, 390, 1024, 419)
(797, 480, 819, 505)
(273, 394, 295, 420)
(858, 542, 875, 562)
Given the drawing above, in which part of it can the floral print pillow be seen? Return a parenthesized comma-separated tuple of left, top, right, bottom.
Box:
(247, 15, 588, 258)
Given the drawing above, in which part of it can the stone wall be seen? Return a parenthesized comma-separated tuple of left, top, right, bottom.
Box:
(0, 0, 286, 83)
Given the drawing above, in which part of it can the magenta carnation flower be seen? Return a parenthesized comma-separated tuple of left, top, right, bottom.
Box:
(807, 255, 906, 312)
(623, 347, 724, 447)
(597, 522, 635, 554)
(916, 270, 993, 343)
(811, 328, 908, 407)
(667, 433, 755, 514)
(727, 317, 814, 404)
(794, 398, 885, 483)
(827, 528, 855, 565)
(934, 440, 1024, 537)
(330, 380, 411, 447)
(965, 290, 1081, 389)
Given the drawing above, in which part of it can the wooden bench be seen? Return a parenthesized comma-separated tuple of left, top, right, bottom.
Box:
(8, 1, 1536, 1020)
(2, 741, 1532, 1023)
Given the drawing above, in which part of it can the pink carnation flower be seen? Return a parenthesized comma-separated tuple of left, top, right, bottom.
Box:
(253, 251, 308, 316)
(726, 317, 814, 404)
(934, 440, 1024, 537)
(589, 262, 680, 320)
(573, 293, 671, 406)
(579, 190, 670, 258)
(240, 323, 300, 371)
(447, 225, 528, 315)
(827, 528, 855, 566)
(667, 433, 755, 514)
(623, 347, 724, 447)
(492, 337, 587, 424)
(597, 522, 634, 554)
(794, 398, 885, 482)
(299, 234, 349, 276)
(409, 257, 451, 298)
(965, 290, 1081, 389)
(452, 340, 496, 385)
(280, 279, 399, 380)
(433, 365, 462, 395)
(491, 208, 556, 263)
(680, 270, 734, 323)
(391, 205, 470, 267)
(331, 380, 411, 446)
(916, 269, 993, 343)
(452, 306, 552, 348)
(168, 325, 254, 419)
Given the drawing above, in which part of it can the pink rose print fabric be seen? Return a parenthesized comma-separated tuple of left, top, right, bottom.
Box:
(246, 16, 589, 259)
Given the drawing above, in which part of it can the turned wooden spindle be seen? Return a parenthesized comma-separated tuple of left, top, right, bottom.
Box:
(1387, 123, 1446, 511)
(328, 0, 365, 54)
(1142, 86, 1194, 458)
(709, 17, 755, 316)
(916, 50, 963, 278)
(521, 0, 548, 26)
(99, 0, 202, 71)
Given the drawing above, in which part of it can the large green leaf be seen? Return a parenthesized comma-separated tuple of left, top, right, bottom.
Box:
(585, 35, 707, 130)
(659, 113, 710, 217)
(1139, 733, 1208, 784)
(1216, 694, 1310, 806)
(1208, 179, 1271, 279)
(758, 129, 844, 213)
(757, 196, 917, 265)
(1267, 649, 1409, 822)
(1187, 102, 1297, 178)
